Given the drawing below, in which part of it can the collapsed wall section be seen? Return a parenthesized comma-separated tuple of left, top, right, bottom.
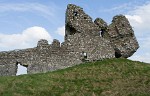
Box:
(108, 15, 139, 58)
(94, 15, 139, 58)
(65, 4, 115, 61)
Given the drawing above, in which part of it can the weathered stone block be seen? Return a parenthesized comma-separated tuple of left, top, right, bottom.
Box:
(108, 15, 139, 58)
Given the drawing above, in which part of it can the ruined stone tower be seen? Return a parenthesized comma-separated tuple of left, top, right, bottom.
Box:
(0, 4, 139, 76)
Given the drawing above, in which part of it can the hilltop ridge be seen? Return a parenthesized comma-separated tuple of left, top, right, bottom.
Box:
(0, 58, 149, 96)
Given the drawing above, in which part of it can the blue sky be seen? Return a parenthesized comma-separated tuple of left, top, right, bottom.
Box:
(0, 0, 150, 66)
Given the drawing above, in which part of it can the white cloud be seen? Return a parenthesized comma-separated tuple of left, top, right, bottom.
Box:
(126, 2, 150, 32)
(129, 53, 150, 63)
(125, 2, 150, 63)
(55, 26, 65, 36)
(125, 15, 143, 24)
(0, 26, 52, 51)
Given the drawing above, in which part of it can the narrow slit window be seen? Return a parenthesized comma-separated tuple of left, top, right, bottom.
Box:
(83, 52, 87, 58)
(100, 29, 105, 37)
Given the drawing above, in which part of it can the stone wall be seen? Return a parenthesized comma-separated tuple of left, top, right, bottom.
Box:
(0, 4, 139, 76)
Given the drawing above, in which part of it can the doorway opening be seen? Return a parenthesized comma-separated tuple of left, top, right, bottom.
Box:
(16, 63, 27, 75)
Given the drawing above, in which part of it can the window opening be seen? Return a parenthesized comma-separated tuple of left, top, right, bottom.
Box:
(83, 52, 87, 58)
(114, 48, 122, 58)
(122, 24, 125, 27)
(73, 11, 78, 16)
(100, 29, 105, 37)
(16, 63, 27, 75)
(80, 51, 87, 61)
(84, 16, 87, 19)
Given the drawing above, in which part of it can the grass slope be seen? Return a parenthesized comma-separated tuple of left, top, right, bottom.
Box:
(0, 58, 150, 96)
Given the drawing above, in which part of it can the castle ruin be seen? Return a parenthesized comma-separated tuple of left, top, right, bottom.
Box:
(0, 4, 139, 76)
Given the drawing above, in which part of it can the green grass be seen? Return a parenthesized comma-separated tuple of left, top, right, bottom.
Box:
(0, 58, 150, 96)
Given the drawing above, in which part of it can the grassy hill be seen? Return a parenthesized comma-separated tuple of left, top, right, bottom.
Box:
(0, 58, 150, 96)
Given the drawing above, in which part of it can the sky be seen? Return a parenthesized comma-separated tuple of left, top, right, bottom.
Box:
(0, 0, 150, 74)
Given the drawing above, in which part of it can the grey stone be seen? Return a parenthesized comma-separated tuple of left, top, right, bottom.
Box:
(0, 4, 139, 76)
(108, 15, 139, 58)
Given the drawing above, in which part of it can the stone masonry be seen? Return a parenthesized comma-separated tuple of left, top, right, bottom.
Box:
(0, 4, 139, 76)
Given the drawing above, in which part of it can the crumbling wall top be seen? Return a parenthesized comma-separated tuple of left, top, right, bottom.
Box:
(37, 39, 49, 47)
